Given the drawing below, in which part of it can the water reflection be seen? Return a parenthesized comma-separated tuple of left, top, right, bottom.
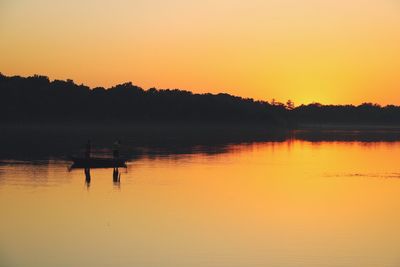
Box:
(113, 168, 121, 189)
(2, 126, 400, 161)
(0, 124, 288, 160)
(84, 167, 91, 188)
(2, 139, 400, 267)
(78, 167, 122, 189)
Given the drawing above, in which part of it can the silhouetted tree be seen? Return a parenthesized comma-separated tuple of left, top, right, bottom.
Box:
(286, 100, 295, 110)
(1, 73, 400, 127)
(0, 74, 287, 126)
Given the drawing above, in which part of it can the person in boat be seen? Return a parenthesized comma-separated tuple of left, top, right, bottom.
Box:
(113, 140, 121, 159)
(85, 140, 91, 159)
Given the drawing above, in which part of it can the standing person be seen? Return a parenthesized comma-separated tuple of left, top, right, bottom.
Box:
(85, 140, 91, 159)
(113, 140, 121, 159)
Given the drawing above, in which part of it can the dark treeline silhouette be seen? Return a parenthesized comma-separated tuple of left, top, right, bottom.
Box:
(293, 103, 400, 126)
(2, 73, 400, 126)
(0, 73, 287, 125)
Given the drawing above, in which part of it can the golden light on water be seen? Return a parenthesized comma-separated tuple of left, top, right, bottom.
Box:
(1, 141, 400, 266)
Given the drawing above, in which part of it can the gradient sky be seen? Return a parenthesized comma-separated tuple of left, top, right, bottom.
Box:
(1, 0, 400, 105)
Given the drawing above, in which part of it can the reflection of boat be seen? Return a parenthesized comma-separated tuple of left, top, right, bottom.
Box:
(69, 156, 127, 168)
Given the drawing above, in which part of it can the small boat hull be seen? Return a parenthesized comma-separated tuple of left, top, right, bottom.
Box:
(70, 157, 127, 168)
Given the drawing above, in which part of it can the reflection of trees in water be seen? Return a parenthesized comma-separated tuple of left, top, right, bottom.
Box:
(0, 124, 289, 161)
(2, 127, 400, 163)
(0, 160, 67, 187)
(293, 130, 400, 143)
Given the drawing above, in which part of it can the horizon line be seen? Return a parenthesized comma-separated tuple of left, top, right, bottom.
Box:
(1, 71, 396, 107)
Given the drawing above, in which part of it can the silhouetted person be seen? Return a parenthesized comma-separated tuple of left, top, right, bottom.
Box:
(85, 140, 91, 159)
(113, 140, 121, 159)
(84, 167, 91, 188)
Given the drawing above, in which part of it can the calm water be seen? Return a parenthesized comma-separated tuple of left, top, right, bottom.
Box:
(1, 140, 400, 267)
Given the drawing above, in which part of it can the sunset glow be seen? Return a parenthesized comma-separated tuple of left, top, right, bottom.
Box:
(1, 0, 400, 104)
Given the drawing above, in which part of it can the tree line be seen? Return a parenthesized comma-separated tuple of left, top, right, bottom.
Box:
(1, 73, 400, 127)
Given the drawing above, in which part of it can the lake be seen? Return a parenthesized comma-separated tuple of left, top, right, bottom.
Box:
(1, 131, 400, 267)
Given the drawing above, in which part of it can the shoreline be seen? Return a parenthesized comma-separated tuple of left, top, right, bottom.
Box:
(3, 121, 400, 132)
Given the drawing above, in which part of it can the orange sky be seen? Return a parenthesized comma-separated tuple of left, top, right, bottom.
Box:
(1, 0, 400, 105)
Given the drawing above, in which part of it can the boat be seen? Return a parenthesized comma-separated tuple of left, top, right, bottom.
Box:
(69, 156, 127, 168)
